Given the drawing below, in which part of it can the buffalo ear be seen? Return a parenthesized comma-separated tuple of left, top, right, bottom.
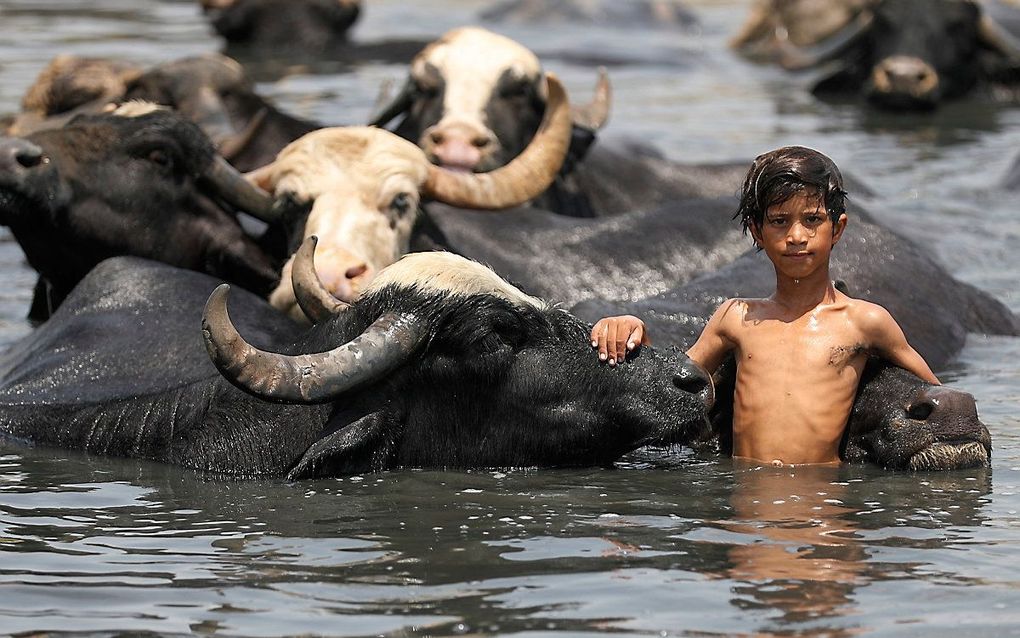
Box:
(286, 412, 391, 480)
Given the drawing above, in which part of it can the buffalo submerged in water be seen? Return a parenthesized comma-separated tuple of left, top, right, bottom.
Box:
(0, 244, 714, 478)
(0, 238, 991, 476)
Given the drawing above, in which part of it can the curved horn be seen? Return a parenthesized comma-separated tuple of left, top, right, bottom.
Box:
(777, 9, 873, 70)
(571, 67, 611, 131)
(292, 236, 350, 324)
(203, 155, 279, 223)
(422, 73, 571, 209)
(218, 107, 267, 161)
(203, 284, 427, 403)
(368, 78, 416, 128)
(978, 13, 1020, 60)
(183, 86, 238, 148)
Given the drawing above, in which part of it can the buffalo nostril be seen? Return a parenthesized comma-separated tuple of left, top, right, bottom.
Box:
(429, 132, 444, 145)
(906, 400, 935, 421)
(674, 360, 715, 409)
(472, 137, 491, 149)
(345, 263, 368, 279)
(15, 148, 43, 169)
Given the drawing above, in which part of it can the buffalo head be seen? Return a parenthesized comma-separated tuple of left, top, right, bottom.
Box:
(248, 74, 572, 316)
(842, 362, 991, 470)
(201, 0, 361, 52)
(371, 26, 609, 174)
(202, 242, 715, 477)
(0, 102, 281, 318)
(8, 54, 316, 173)
(798, 0, 1020, 110)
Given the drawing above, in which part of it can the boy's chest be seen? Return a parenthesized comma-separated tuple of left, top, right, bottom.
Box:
(735, 317, 868, 370)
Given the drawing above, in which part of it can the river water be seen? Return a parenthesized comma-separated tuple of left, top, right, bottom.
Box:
(1, 1, 1019, 635)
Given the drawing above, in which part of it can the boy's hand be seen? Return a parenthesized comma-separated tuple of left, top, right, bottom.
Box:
(590, 315, 650, 366)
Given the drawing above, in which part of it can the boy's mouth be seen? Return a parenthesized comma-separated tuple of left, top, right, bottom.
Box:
(783, 252, 812, 259)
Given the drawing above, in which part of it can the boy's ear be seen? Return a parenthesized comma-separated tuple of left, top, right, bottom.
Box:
(831, 213, 848, 246)
(749, 223, 764, 248)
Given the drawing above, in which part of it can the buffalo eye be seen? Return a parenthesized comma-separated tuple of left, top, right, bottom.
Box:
(147, 149, 173, 171)
(500, 80, 531, 99)
(390, 192, 413, 216)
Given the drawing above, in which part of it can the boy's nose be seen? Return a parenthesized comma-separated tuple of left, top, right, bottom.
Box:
(787, 223, 809, 244)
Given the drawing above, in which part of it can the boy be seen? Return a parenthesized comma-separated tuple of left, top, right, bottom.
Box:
(591, 146, 939, 466)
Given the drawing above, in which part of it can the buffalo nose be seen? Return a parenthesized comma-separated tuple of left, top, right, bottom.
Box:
(674, 358, 715, 410)
(0, 137, 46, 182)
(905, 385, 990, 448)
(871, 56, 939, 103)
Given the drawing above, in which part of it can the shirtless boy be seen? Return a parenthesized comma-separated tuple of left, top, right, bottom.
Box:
(591, 146, 940, 466)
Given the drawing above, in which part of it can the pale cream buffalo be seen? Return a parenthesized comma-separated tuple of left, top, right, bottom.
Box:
(248, 74, 572, 319)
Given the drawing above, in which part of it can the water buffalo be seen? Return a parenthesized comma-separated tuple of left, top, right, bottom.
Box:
(0, 103, 282, 321)
(201, 0, 361, 53)
(0, 245, 989, 474)
(5, 56, 143, 137)
(730, 0, 874, 66)
(371, 26, 762, 217)
(6, 54, 320, 173)
(767, 0, 1020, 110)
(573, 211, 1018, 373)
(0, 250, 715, 478)
(247, 74, 573, 317)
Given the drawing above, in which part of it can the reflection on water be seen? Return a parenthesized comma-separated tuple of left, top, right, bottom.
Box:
(723, 464, 867, 626)
(2, 0, 1020, 635)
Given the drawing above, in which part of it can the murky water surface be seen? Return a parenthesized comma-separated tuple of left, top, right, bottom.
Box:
(1, 1, 1020, 635)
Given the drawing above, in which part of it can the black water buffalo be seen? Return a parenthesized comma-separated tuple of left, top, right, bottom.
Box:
(775, 0, 1020, 110)
(0, 251, 714, 478)
(0, 74, 572, 322)
(201, 0, 361, 52)
(7, 54, 320, 173)
(572, 213, 1018, 372)
(0, 245, 990, 474)
(0, 103, 283, 321)
(198, 0, 429, 72)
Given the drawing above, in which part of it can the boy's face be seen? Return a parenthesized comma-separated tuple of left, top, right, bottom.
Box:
(750, 191, 848, 281)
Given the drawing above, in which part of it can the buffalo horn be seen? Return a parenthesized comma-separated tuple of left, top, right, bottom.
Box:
(571, 67, 611, 131)
(203, 285, 426, 403)
(218, 107, 267, 161)
(978, 14, 1020, 60)
(776, 10, 873, 70)
(367, 78, 416, 128)
(186, 86, 238, 149)
(292, 235, 350, 324)
(203, 155, 279, 223)
(422, 73, 571, 209)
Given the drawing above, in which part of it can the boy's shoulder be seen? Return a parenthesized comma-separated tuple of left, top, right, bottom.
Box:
(835, 291, 897, 333)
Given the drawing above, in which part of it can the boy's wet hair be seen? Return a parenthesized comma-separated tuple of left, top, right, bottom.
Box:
(734, 146, 848, 236)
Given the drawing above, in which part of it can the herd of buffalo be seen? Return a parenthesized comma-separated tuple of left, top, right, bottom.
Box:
(0, 0, 1016, 478)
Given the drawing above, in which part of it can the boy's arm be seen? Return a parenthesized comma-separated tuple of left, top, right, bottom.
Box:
(591, 315, 650, 366)
(685, 299, 740, 375)
(862, 305, 941, 385)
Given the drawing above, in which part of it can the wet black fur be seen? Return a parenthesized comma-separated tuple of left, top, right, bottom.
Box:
(0, 110, 280, 321)
(813, 0, 1020, 109)
(0, 258, 710, 479)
